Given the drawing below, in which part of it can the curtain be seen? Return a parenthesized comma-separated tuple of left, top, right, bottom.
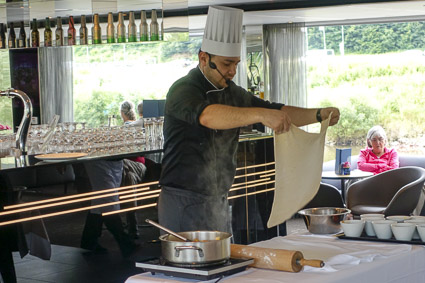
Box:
(38, 47, 73, 123)
(234, 26, 248, 89)
(263, 23, 307, 107)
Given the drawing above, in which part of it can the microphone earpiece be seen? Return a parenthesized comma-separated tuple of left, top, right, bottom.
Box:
(209, 61, 217, 70)
(207, 53, 217, 69)
(207, 52, 230, 85)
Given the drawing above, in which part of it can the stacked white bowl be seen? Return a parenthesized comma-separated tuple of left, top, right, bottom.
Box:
(360, 214, 385, 237)
(340, 214, 425, 242)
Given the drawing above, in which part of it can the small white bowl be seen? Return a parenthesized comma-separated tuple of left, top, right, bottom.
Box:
(417, 224, 425, 242)
(386, 215, 412, 223)
(341, 220, 365, 237)
(391, 223, 415, 241)
(363, 217, 385, 236)
(372, 220, 396, 239)
(360, 214, 385, 220)
(405, 219, 425, 239)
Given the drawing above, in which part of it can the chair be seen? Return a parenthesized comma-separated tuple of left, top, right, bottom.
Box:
(304, 183, 345, 209)
(346, 166, 425, 217)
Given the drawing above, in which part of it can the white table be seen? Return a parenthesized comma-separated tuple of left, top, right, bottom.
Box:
(126, 233, 425, 283)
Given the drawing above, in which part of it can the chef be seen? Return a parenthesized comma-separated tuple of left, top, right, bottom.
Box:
(158, 6, 340, 233)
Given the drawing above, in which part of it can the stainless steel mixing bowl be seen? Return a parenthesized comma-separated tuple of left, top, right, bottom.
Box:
(298, 207, 351, 234)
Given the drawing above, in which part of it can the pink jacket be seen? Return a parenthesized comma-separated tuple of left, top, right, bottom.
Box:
(357, 147, 399, 175)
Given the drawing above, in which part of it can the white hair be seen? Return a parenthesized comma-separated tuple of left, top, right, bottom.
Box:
(120, 101, 136, 120)
(366, 125, 387, 147)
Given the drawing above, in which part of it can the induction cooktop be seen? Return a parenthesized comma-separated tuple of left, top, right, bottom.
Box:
(136, 257, 254, 280)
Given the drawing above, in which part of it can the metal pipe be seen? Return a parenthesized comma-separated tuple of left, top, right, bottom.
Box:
(0, 88, 33, 154)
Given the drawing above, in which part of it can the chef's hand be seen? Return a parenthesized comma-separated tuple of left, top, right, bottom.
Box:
(320, 107, 340, 126)
(261, 109, 292, 135)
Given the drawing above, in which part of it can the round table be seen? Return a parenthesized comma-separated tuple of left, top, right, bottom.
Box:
(321, 170, 373, 202)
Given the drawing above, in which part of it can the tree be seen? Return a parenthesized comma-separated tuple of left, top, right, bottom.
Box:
(309, 22, 425, 55)
(321, 97, 379, 145)
(74, 90, 124, 127)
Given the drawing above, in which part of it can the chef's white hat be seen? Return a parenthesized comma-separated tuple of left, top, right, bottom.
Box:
(201, 6, 243, 57)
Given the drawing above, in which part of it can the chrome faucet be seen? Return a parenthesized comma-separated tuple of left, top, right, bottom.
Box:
(0, 88, 33, 154)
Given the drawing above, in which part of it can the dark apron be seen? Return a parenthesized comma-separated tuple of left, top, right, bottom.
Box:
(158, 186, 231, 233)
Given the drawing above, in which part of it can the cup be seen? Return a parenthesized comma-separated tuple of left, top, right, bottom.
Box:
(372, 220, 396, 239)
(360, 214, 385, 220)
(363, 216, 385, 236)
(391, 223, 415, 241)
(341, 220, 365, 237)
(417, 224, 425, 242)
(386, 215, 412, 223)
(405, 219, 425, 239)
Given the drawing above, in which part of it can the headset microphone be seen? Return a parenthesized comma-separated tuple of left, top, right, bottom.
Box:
(209, 61, 217, 70)
(207, 53, 230, 85)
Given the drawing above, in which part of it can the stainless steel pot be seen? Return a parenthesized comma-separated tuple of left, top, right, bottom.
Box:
(159, 231, 232, 265)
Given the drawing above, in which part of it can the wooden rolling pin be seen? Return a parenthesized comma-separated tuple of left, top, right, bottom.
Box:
(230, 244, 324, 273)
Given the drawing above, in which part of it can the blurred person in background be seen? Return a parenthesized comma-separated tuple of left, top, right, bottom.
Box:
(120, 101, 136, 125)
(357, 125, 399, 174)
(131, 101, 144, 127)
(80, 160, 139, 257)
(119, 101, 146, 238)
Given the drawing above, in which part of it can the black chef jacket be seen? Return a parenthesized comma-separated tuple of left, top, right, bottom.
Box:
(159, 67, 284, 196)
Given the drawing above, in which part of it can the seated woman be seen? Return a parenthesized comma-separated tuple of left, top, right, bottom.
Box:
(357, 125, 399, 174)
(120, 101, 136, 125)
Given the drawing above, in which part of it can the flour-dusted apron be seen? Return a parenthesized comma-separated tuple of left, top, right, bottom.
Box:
(268, 116, 331, 228)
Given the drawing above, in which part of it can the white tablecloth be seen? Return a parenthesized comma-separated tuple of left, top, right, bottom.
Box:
(126, 233, 425, 283)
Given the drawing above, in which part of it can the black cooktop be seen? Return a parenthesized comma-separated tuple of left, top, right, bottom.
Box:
(136, 257, 254, 281)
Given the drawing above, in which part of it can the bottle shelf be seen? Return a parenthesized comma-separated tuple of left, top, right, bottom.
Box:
(1, 10, 166, 50)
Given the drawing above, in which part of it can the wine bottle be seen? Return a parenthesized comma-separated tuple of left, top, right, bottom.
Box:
(92, 14, 102, 44)
(128, 11, 137, 42)
(17, 21, 26, 48)
(80, 15, 88, 45)
(68, 16, 76, 45)
(55, 17, 63, 46)
(139, 10, 148, 41)
(117, 12, 125, 43)
(31, 18, 40, 47)
(44, 17, 52, 47)
(106, 12, 115, 43)
(150, 10, 159, 41)
(0, 23, 6, 49)
(8, 22, 16, 48)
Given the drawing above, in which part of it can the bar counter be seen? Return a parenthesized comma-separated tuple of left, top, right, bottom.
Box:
(0, 131, 273, 172)
(0, 144, 163, 173)
(0, 131, 278, 282)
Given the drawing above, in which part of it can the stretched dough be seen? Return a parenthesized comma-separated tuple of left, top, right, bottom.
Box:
(267, 116, 330, 228)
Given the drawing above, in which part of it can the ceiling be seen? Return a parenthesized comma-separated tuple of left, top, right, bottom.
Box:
(189, 0, 425, 30)
(1, 0, 425, 29)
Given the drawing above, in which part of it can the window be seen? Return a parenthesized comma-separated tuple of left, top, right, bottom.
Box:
(72, 36, 201, 127)
(306, 22, 425, 161)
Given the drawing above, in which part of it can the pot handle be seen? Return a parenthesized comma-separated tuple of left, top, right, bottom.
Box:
(174, 246, 204, 258)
